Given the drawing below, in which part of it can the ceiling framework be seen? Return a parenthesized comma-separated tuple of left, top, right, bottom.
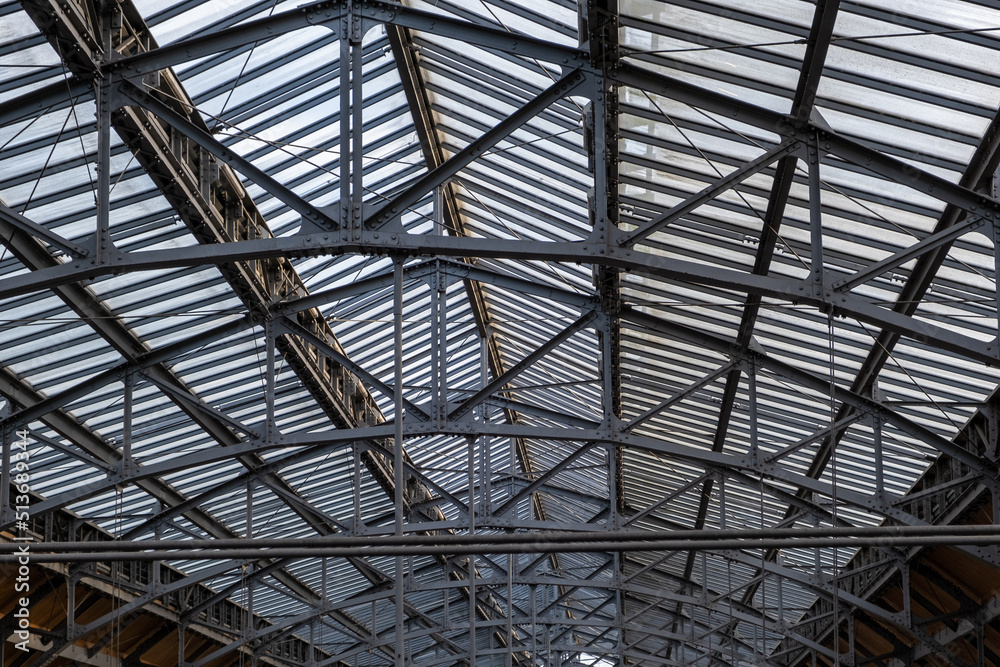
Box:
(3, 0, 1000, 666)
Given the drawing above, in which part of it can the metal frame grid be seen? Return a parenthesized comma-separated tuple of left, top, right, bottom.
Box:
(3, 0, 1000, 665)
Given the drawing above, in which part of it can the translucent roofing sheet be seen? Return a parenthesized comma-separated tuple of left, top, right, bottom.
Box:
(4, 0, 1000, 662)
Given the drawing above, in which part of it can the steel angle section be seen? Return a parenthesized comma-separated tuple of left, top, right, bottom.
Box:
(364, 67, 591, 231)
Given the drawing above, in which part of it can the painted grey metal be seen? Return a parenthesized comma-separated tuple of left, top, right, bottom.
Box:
(5, 0, 1000, 663)
(0, 234, 994, 370)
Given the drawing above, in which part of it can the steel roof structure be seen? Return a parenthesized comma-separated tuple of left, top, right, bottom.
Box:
(3, 0, 1000, 665)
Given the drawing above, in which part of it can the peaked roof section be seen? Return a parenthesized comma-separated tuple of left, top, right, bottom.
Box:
(3, 0, 1000, 665)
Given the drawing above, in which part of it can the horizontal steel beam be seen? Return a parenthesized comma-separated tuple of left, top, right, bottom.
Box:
(0, 234, 993, 369)
(832, 214, 988, 292)
(108, 0, 584, 81)
(9, 524, 1000, 561)
(611, 63, 1000, 223)
(0, 201, 87, 257)
(618, 141, 802, 247)
(14, 405, 969, 531)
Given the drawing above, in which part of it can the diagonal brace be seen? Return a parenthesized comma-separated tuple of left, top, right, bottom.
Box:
(365, 68, 590, 230)
(618, 140, 801, 247)
(274, 315, 430, 421)
(833, 215, 988, 292)
(624, 360, 739, 432)
(141, 371, 260, 439)
(448, 309, 599, 421)
(492, 442, 598, 517)
(0, 202, 88, 258)
(115, 78, 340, 231)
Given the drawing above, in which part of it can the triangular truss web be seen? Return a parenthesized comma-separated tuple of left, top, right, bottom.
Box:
(3, 0, 1000, 665)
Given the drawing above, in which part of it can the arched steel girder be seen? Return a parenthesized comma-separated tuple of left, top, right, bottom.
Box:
(8, 0, 994, 238)
(7, 0, 1000, 664)
(1, 228, 994, 374)
(190, 586, 787, 667)
(7, 531, 931, 663)
(14, 419, 955, 536)
(2, 243, 992, 534)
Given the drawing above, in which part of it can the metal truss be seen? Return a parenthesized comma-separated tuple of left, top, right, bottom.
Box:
(3, 0, 1000, 666)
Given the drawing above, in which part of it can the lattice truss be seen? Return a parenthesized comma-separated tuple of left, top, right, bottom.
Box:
(3, 0, 1000, 665)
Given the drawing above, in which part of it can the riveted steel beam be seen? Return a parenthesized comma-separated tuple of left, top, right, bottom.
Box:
(1, 235, 993, 368)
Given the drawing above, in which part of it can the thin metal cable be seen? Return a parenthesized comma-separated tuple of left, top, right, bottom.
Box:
(19, 108, 73, 214)
(53, 39, 97, 198)
(827, 309, 841, 665)
(625, 25, 1000, 56)
(854, 318, 962, 429)
(0, 111, 46, 153)
(216, 0, 282, 121)
(637, 89, 812, 273)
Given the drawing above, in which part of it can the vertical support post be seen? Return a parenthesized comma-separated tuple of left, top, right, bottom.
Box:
(847, 609, 855, 667)
(353, 440, 362, 533)
(603, 313, 624, 664)
(986, 397, 999, 461)
(338, 3, 351, 238)
(265, 321, 276, 439)
(67, 572, 77, 641)
(586, 0, 623, 654)
(531, 584, 538, 666)
(602, 314, 617, 528)
(470, 548, 477, 667)
(309, 621, 316, 667)
(827, 307, 841, 667)
(95, 8, 114, 265)
(1, 422, 10, 524)
(434, 186, 445, 235)
(178, 622, 187, 667)
(747, 358, 759, 468)
(994, 474, 1000, 527)
(246, 477, 255, 657)
(430, 263, 440, 426)
(443, 578, 450, 631)
(322, 556, 328, 600)
(467, 326, 477, 667)
(978, 621, 986, 667)
(152, 501, 162, 591)
(777, 563, 784, 634)
(480, 336, 491, 516)
(546, 604, 551, 667)
(507, 551, 513, 667)
(122, 368, 133, 466)
(872, 411, 884, 507)
(700, 551, 707, 604)
(992, 221, 1000, 357)
(469, 409, 479, 667)
(350, 5, 364, 236)
(718, 474, 726, 531)
(393, 256, 405, 667)
(901, 562, 911, 625)
(808, 136, 825, 297)
(439, 263, 449, 426)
